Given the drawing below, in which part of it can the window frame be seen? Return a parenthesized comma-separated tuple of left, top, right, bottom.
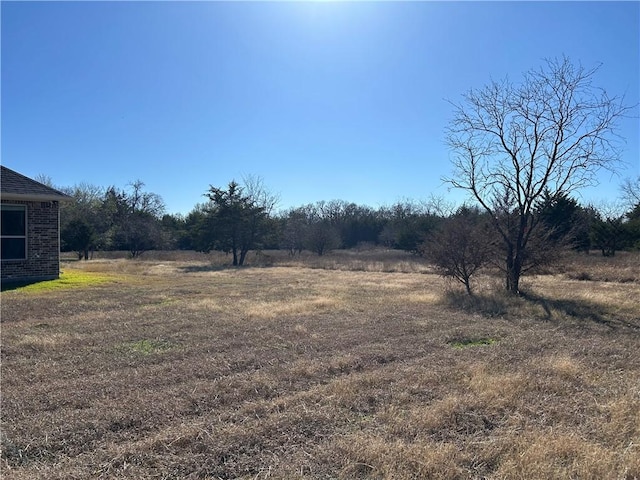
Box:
(1, 204, 28, 261)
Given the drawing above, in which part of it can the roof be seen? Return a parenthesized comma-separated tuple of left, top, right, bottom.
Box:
(1, 165, 71, 201)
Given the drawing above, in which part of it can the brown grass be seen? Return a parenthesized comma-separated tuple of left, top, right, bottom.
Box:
(2, 250, 639, 479)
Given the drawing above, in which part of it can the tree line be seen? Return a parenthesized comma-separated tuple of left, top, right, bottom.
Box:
(58, 175, 639, 264)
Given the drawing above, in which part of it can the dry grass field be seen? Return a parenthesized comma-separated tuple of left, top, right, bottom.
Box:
(1, 250, 639, 479)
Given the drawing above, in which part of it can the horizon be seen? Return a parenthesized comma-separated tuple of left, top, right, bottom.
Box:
(2, 1, 638, 215)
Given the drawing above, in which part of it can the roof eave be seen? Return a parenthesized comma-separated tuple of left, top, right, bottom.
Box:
(1, 193, 71, 202)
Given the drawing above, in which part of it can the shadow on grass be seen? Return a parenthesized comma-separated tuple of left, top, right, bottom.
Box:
(1, 280, 41, 292)
(443, 289, 640, 331)
(442, 289, 522, 319)
(177, 264, 234, 273)
(520, 291, 640, 331)
(177, 265, 276, 274)
(177, 260, 279, 273)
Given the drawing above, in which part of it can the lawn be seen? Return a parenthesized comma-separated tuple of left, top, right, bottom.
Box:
(1, 250, 639, 479)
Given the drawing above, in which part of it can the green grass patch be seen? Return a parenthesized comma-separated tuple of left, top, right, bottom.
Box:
(118, 338, 176, 355)
(2, 270, 120, 293)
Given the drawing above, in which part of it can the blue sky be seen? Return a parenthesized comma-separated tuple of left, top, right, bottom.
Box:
(2, 1, 639, 215)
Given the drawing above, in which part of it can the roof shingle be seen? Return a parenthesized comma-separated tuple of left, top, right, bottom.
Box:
(1, 166, 70, 201)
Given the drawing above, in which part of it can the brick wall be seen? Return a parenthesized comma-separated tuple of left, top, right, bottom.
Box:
(1, 200, 61, 282)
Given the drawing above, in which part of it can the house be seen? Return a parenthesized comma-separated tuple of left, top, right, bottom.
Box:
(1, 166, 71, 284)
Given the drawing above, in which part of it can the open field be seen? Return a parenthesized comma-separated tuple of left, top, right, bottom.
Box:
(2, 250, 639, 479)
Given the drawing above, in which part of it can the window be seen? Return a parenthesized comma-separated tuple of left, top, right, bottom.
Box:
(1, 205, 27, 260)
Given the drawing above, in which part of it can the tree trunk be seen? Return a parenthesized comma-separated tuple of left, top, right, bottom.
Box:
(232, 248, 238, 266)
(239, 248, 248, 266)
(506, 269, 520, 294)
(505, 254, 522, 294)
(464, 278, 472, 296)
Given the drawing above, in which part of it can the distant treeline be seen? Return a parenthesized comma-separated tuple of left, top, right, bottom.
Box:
(58, 178, 640, 263)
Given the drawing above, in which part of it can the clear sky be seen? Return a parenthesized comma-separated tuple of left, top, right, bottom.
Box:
(2, 1, 639, 215)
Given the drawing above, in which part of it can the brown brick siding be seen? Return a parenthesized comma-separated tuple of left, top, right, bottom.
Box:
(1, 200, 61, 282)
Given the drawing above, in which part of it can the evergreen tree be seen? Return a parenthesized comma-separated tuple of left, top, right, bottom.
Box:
(202, 181, 269, 266)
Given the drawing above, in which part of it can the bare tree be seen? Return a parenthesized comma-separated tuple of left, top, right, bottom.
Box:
(34, 174, 55, 187)
(445, 57, 631, 294)
(127, 180, 166, 218)
(242, 174, 280, 215)
(280, 208, 308, 256)
(421, 207, 492, 295)
(620, 176, 640, 210)
(293, 202, 343, 256)
(306, 221, 341, 256)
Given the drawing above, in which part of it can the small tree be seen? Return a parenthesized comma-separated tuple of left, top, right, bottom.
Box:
(306, 221, 341, 256)
(60, 183, 106, 258)
(292, 202, 344, 256)
(62, 218, 96, 260)
(590, 212, 628, 257)
(445, 56, 630, 293)
(421, 206, 492, 295)
(280, 208, 308, 256)
(203, 180, 272, 266)
(102, 181, 166, 257)
(113, 211, 164, 258)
